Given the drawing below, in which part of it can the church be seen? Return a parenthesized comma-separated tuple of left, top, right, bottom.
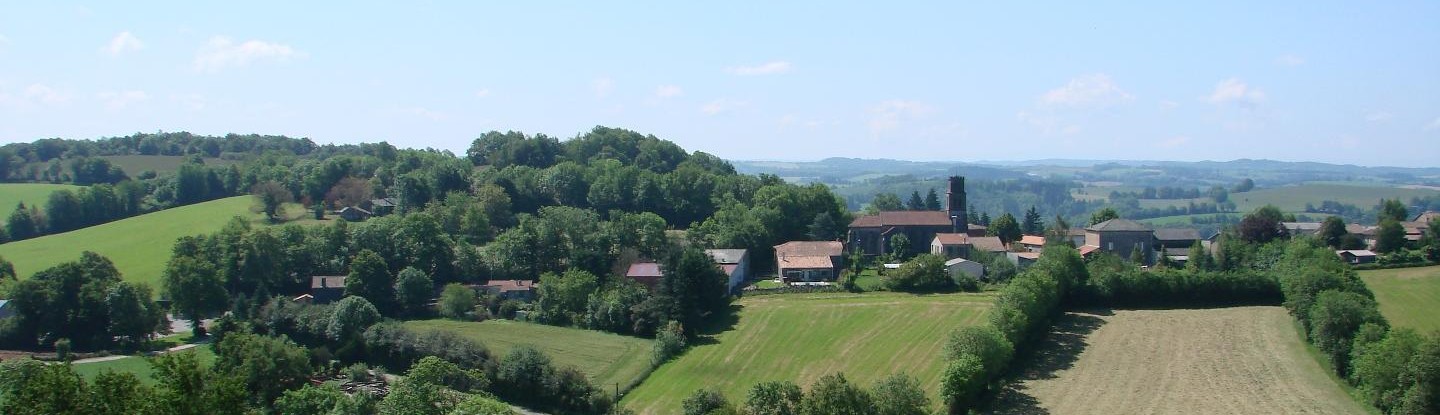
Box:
(848, 176, 973, 256)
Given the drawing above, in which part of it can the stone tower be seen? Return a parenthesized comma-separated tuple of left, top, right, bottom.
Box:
(946, 176, 967, 233)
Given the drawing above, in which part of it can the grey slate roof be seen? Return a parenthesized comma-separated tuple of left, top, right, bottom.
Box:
(1154, 228, 1201, 242)
(704, 249, 748, 264)
(1085, 218, 1153, 232)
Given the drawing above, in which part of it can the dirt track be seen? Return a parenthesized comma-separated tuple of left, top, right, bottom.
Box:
(991, 306, 1367, 415)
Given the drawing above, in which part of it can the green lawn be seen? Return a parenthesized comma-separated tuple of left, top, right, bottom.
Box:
(0, 183, 84, 211)
(72, 347, 217, 386)
(1359, 266, 1440, 334)
(621, 292, 993, 414)
(0, 196, 321, 287)
(403, 319, 655, 391)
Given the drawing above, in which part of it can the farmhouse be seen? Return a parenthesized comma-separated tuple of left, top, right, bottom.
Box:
(1018, 235, 1045, 252)
(944, 257, 984, 280)
(624, 262, 664, 290)
(774, 241, 844, 282)
(337, 206, 372, 222)
(705, 249, 750, 294)
(931, 233, 971, 259)
(480, 279, 536, 302)
(1083, 219, 1155, 264)
(1281, 222, 1322, 237)
(849, 176, 970, 256)
(310, 276, 347, 304)
(1336, 249, 1377, 265)
(969, 236, 1008, 255)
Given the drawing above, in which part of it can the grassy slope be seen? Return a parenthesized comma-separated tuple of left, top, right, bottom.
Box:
(72, 347, 217, 386)
(622, 292, 993, 414)
(0, 196, 319, 287)
(0, 183, 84, 211)
(1359, 266, 1440, 334)
(404, 319, 654, 391)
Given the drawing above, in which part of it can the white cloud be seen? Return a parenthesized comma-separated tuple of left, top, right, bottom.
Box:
(1365, 111, 1393, 123)
(97, 90, 149, 109)
(868, 100, 934, 135)
(103, 31, 144, 56)
(1040, 73, 1133, 108)
(1275, 54, 1305, 66)
(1425, 117, 1440, 132)
(654, 85, 683, 98)
(1206, 78, 1265, 107)
(24, 84, 71, 105)
(592, 77, 614, 98)
(474, 88, 491, 98)
(727, 61, 792, 76)
(700, 98, 746, 115)
(193, 36, 302, 72)
(1158, 136, 1191, 148)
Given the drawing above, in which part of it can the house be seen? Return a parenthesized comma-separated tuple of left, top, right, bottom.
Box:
(705, 249, 750, 294)
(968, 236, 1008, 255)
(368, 197, 398, 216)
(310, 276, 347, 304)
(1281, 222, 1323, 237)
(0, 299, 13, 319)
(849, 176, 971, 256)
(1414, 211, 1440, 225)
(1064, 228, 1087, 247)
(1153, 228, 1202, 252)
(337, 206, 372, 222)
(480, 280, 536, 302)
(931, 233, 971, 259)
(1007, 252, 1041, 269)
(775, 241, 845, 282)
(1083, 219, 1156, 264)
(625, 262, 665, 290)
(1337, 250, 1377, 265)
(1018, 235, 1045, 252)
(944, 258, 984, 281)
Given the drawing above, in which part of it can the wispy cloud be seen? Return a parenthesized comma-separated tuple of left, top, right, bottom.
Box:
(1040, 73, 1134, 109)
(24, 84, 71, 105)
(592, 77, 614, 98)
(97, 90, 149, 109)
(193, 36, 302, 72)
(727, 61, 792, 76)
(654, 85, 683, 98)
(103, 31, 144, 56)
(700, 98, 746, 115)
(1274, 54, 1305, 66)
(868, 100, 934, 135)
(0, 34, 10, 49)
(1365, 110, 1393, 123)
(1425, 117, 1440, 132)
(474, 88, 491, 98)
(1206, 78, 1265, 107)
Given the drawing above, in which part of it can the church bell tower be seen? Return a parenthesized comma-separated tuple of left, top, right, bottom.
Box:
(946, 176, 967, 233)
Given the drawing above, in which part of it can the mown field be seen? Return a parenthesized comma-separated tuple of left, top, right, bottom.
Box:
(0, 183, 84, 211)
(0, 196, 317, 287)
(1359, 266, 1440, 334)
(72, 347, 217, 386)
(992, 307, 1366, 415)
(621, 292, 994, 414)
(403, 319, 654, 391)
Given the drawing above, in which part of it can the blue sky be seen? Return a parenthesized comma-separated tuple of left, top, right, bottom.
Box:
(1, 1, 1437, 167)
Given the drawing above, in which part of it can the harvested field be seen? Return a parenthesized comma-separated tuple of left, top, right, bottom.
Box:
(992, 307, 1366, 415)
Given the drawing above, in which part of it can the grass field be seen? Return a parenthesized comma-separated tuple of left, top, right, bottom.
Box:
(1359, 266, 1440, 334)
(621, 292, 993, 414)
(72, 347, 217, 385)
(991, 307, 1366, 415)
(0, 196, 320, 287)
(403, 319, 654, 391)
(0, 183, 84, 211)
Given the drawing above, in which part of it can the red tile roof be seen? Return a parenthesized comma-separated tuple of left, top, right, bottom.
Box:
(849, 211, 953, 227)
(625, 262, 664, 289)
(1020, 235, 1045, 246)
(774, 241, 844, 257)
(1078, 245, 1100, 256)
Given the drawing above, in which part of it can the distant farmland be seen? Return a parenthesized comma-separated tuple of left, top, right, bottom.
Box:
(1360, 266, 1440, 334)
(992, 307, 1365, 415)
(622, 292, 993, 414)
(0, 183, 84, 211)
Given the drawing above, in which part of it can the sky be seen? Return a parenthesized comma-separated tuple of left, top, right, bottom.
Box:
(1, 2, 1437, 167)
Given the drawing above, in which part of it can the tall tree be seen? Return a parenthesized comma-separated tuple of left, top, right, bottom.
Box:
(1021, 206, 1043, 235)
(1089, 207, 1119, 226)
(345, 250, 395, 314)
(654, 248, 730, 335)
(1374, 220, 1407, 254)
(1379, 199, 1409, 223)
(905, 191, 925, 211)
(393, 267, 434, 317)
(162, 255, 228, 336)
(924, 188, 942, 211)
(250, 181, 293, 221)
(7, 202, 39, 241)
(989, 213, 1022, 246)
(1319, 216, 1347, 249)
(870, 193, 903, 212)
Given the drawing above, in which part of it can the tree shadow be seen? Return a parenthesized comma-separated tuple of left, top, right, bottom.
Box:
(985, 309, 1109, 414)
(691, 304, 744, 346)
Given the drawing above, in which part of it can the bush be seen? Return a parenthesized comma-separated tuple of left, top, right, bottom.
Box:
(944, 326, 1014, 381)
(683, 388, 733, 415)
(744, 381, 803, 415)
(870, 373, 929, 415)
(883, 254, 953, 292)
(439, 283, 478, 320)
(1308, 290, 1386, 375)
(652, 320, 686, 367)
(801, 373, 876, 415)
(362, 322, 493, 373)
(940, 355, 985, 415)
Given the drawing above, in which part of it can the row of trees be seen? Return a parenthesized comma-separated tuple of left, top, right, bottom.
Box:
(0, 252, 167, 351)
(683, 372, 931, 415)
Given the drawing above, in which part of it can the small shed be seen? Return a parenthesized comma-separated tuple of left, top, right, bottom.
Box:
(480, 280, 536, 302)
(625, 262, 664, 290)
(337, 206, 372, 222)
(945, 258, 984, 281)
(1336, 250, 1377, 265)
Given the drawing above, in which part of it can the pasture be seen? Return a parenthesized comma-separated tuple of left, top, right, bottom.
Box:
(991, 307, 1366, 415)
(1359, 266, 1440, 334)
(0, 196, 317, 287)
(403, 319, 654, 391)
(621, 292, 993, 414)
(71, 347, 217, 386)
(0, 183, 84, 211)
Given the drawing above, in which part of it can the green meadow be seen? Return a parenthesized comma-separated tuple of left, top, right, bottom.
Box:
(1359, 266, 1440, 334)
(0, 183, 84, 212)
(403, 319, 655, 391)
